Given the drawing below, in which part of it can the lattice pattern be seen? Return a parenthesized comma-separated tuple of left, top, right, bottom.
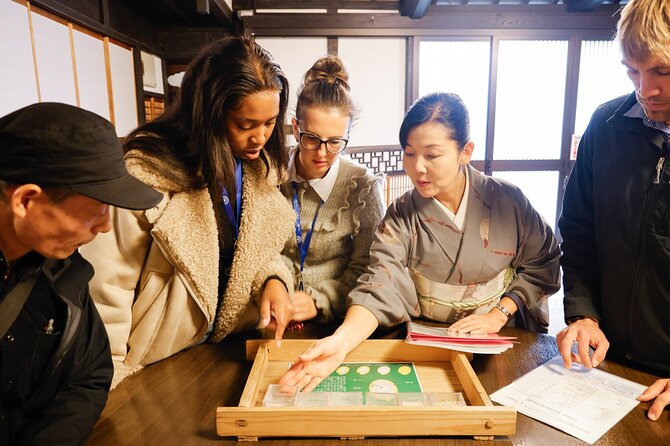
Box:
(347, 146, 404, 175)
(385, 174, 413, 205)
(144, 97, 165, 122)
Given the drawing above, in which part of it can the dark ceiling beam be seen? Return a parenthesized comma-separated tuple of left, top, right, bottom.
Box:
(28, 0, 161, 54)
(241, 5, 622, 34)
(196, 0, 210, 14)
(210, 0, 234, 25)
(160, 0, 196, 25)
(160, 29, 228, 63)
(197, 0, 234, 25)
(563, 0, 605, 12)
(233, 0, 400, 11)
(400, 0, 431, 19)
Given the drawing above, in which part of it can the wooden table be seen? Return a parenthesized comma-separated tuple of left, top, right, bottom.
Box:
(87, 325, 670, 445)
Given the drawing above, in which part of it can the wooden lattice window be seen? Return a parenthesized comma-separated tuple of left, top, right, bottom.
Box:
(144, 96, 164, 122)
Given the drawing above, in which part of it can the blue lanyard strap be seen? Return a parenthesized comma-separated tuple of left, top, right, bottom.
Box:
(291, 181, 323, 290)
(221, 159, 243, 240)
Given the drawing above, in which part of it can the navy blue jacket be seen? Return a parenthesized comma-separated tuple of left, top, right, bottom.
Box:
(0, 252, 112, 446)
(559, 92, 670, 375)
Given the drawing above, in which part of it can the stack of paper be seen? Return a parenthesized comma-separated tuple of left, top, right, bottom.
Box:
(405, 321, 517, 354)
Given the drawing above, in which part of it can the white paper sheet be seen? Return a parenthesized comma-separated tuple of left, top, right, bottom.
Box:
(490, 356, 647, 444)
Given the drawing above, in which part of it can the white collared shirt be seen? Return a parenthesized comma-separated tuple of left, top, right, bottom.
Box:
(433, 167, 469, 231)
(287, 145, 341, 203)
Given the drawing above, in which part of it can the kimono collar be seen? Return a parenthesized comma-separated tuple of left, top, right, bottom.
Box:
(433, 166, 469, 231)
(287, 145, 341, 202)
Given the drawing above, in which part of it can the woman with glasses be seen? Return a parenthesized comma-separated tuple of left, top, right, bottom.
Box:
(280, 92, 560, 392)
(281, 55, 385, 324)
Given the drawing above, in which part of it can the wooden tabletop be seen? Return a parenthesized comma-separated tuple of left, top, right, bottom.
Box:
(87, 324, 670, 445)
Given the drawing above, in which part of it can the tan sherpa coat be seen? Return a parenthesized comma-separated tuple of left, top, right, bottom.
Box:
(80, 151, 295, 388)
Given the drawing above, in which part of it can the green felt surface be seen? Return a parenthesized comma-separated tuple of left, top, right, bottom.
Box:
(313, 362, 422, 394)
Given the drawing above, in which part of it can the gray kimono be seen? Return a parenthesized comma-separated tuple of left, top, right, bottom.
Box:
(348, 165, 560, 332)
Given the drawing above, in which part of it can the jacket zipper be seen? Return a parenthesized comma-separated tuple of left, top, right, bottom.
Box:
(627, 153, 666, 360)
(654, 157, 665, 184)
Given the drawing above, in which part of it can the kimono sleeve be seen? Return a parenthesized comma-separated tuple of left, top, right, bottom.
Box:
(506, 187, 561, 327)
(347, 198, 421, 328)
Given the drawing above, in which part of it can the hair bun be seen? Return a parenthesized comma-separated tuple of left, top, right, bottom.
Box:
(305, 55, 350, 91)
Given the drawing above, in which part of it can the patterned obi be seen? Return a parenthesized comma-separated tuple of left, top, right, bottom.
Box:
(410, 267, 515, 324)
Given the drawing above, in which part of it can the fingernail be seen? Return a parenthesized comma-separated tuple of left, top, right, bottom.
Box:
(592, 360, 598, 367)
(276, 340, 282, 348)
(649, 413, 658, 421)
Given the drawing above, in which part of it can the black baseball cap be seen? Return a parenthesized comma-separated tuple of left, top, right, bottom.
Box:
(0, 102, 162, 210)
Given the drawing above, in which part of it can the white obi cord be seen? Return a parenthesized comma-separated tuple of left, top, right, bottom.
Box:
(411, 266, 515, 324)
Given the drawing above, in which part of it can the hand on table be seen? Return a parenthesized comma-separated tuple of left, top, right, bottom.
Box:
(291, 291, 318, 322)
(638, 378, 670, 421)
(259, 278, 295, 346)
(556, 317, 609, 369)
(448, 311, 507, 334)
(279, 333, 349, 392)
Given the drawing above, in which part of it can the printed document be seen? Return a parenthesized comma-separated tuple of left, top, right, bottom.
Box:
(490, 356, 646, 444)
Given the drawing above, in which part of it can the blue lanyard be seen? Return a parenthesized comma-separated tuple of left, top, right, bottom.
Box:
(221, 159, 243, 240)
(291, 181, 323, 290)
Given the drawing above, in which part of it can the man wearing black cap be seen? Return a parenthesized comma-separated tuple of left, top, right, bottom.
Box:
(0, 102, 162, 445)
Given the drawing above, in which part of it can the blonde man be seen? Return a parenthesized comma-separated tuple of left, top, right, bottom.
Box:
(557, 0, 670, 421)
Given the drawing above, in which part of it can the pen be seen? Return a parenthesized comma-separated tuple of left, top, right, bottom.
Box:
(44, 319, 54, 335)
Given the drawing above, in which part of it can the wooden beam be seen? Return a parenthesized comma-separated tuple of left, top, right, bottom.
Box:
(133, 46, 146, 125)
(100, 0, 110, 26)
(197, 0, 234, 26)
(29, 0, 162, 55)
(210, 0, 234, 26)
(400, 0, 432, 19)
(196, 0, 210, 14)
(241, 5, 622, 34)
(564, 0, 605, 13)
(234, 0, 400, 11)
(327, 37, 338, 55)
(159, 0, 195, 25)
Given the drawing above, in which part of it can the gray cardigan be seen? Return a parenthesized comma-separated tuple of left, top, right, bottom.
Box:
(281, 156, 385, 321)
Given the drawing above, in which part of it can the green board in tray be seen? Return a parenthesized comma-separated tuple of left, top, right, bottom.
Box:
(313, 362, 422, 394)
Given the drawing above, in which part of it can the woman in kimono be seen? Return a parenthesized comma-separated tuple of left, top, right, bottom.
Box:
(280, 92, 560, 391)
(281, 55, 385, 324)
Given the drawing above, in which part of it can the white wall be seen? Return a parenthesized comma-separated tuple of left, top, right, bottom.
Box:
(31, 13, 77, 105)
(0, 2, 141, 137)
(339, 37, 406, 147)
(0, 1, 38, 116)
(108, 42, 138, 136)
(255, 37, 328, 124)
(72, 29, 110, 120)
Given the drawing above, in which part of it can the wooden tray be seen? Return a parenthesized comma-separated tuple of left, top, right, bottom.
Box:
(216, 339, 516, 441)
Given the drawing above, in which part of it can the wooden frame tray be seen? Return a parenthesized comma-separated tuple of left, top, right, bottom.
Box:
(216, 339, 516, 440)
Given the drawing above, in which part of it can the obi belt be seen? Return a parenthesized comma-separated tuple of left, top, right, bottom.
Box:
(410, 266, 515, 324)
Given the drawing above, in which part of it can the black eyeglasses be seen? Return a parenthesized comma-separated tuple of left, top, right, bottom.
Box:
(297, 128, 349, 154)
